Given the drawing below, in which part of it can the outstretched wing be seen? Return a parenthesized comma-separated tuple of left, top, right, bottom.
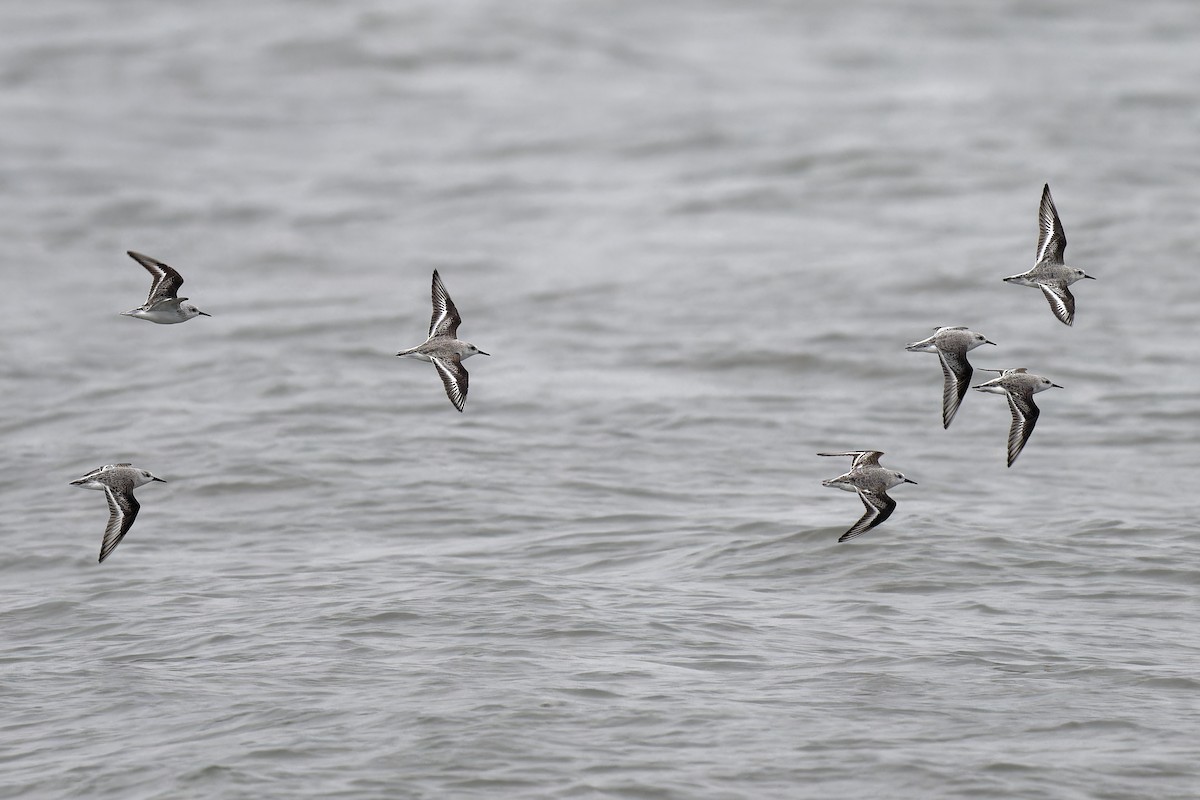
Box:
(1035, 184, 1067, 265)
(81, 463, 129, 479)
(1004, 389, 1041, 468)
(128, 251, 185, 305)
(838, 489, 896, 542)
(428, 270, 462, 339)
(1039, 283, 1076, 326)
(99, 487, 140, 563)
(937, 350, 973, 429)
(817, 451, 884, 469)
(430, 355, 468, 412)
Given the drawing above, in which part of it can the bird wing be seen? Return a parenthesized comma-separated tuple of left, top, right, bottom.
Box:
(1039, 282, 1076, 326)
(82, 463, 129, 479)
(817, 451, 884, 468)
(430, 355, 468, 412)
(428, 270, 462, 339)
(1035, 184, 1067, 265)
(1004, 388, 1041, 468)
(850, 451, 884, 469)
(128, 251, 185, 305)
(838, 489, 896, 542)
(99, 486, 140, 563)
(937, 349, 973, 429)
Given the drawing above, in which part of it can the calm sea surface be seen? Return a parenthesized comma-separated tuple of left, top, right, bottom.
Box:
(2, 1, 1198, 798)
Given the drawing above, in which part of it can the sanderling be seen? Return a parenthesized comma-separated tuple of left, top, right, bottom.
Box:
(1002, 184, 1095, 326)
(972, 368, 1062, 467)
(818, 451, 916, 542)
(396, 270, 489, 412)
(121, 251, 210, 324)
(905, 326, 996, 429)
(69, 463, 166, 563)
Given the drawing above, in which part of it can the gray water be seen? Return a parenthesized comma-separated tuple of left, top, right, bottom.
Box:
(2, 1, 1199, 798)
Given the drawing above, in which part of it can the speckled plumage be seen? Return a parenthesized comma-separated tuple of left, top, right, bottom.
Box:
(818, 451, 916, 542)
(1002, 184, 1095, 326)
(69, 463, 166, 562)
(905, 326, 996, 428)
(972, 368, 1063, 467)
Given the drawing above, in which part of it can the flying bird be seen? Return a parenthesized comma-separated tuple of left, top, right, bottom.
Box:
(1002, 184, 1095, 326)
(818, 451, 916, 542)
(973, 368, 1063, 467)
(121, 251, 211, 323)
(396, 270, 489, 412)
(905, 326, 996, 428)
(70, 463, 166, 562)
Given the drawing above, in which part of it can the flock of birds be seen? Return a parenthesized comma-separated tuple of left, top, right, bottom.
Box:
(70, 257, 488, 562)
(819, 183, 1094, 541)
(69, 183, 1093, 560)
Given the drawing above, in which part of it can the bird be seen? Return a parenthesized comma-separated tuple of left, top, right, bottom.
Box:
(1002, 184, 1095, 326)
(972, 368, 1062, 467)
(396, 270, 489, 412)
(818, 451, 916, 542)
(121, 251, 211, 323)
(905, 326, 996, 428)
(69, 464, 166, 563)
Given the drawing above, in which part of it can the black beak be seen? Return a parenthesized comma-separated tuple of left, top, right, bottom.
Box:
(478, 350, 491, 356)
(1050, 383, 1064, 389)
(152, 477, 167, 482)
(904, 478, 918, 485)
(1083, 274, 1096, 280)
(199, 311, 212, 317)
(984, 339, 997, 345)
